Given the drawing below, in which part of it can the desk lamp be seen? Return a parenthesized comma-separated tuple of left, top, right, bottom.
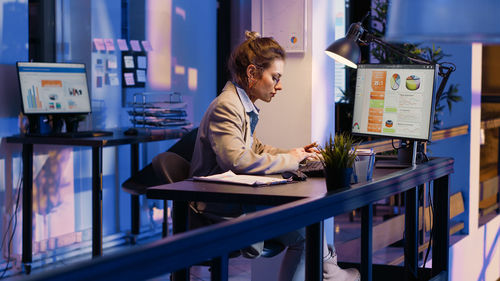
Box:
(325, 21, 456, 165)
(325, 21, 455, 104)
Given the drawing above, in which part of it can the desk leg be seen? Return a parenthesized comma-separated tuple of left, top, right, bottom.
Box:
(92, 147, 103, 257)
(432, 176, 450, 277)
(211, 254, 229, 281)
(361, 204, 373, 281)
(404, 186, 418, 280)
(22, 144, 33, 274)
(305, 221, 323, 281)
(130, 143, 140, 242)
(172, 201, 189, 281)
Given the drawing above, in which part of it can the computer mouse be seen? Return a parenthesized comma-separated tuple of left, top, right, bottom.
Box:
(124, 128, 138, 136)
(281, 170, 307, 181)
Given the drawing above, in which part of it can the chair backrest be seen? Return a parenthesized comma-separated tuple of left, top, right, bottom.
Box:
(121, 128, 197, 194)
(167, 127, 198, 163)
(151, 151, 191, 184)
(121, 163, 161, 195)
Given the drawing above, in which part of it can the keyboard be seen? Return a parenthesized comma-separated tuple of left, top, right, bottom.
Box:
(27, 131, 114, 138)
(298, 160, 324, 177)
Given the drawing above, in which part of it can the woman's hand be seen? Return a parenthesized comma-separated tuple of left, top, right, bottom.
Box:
(290, 147, 317, 163)
(303, 142, 319, 153)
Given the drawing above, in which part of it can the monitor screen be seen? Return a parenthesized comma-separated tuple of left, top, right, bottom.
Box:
(17, 62, 91, 115)
(351, 64, 437, 141)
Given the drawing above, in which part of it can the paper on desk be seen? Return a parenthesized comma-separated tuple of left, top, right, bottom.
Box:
(193, 170, 290, 186)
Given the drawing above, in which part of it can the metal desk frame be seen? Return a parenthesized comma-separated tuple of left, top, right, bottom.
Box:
(6, 129, 185, 273)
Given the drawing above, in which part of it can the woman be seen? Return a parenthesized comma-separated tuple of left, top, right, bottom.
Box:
(189, 31, 359, 281)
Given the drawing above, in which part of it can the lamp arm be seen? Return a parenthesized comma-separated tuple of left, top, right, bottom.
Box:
(363, 32, 456, 104)
(364, 33, 433, 65)
(434, 64, 455, 104)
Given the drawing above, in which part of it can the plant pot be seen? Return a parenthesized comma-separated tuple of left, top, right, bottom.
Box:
(324, 167, 353, 191)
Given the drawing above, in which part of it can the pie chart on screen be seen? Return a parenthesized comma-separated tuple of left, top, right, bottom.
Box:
(390, 73, 400, 90)
(406, 75, 421, 91)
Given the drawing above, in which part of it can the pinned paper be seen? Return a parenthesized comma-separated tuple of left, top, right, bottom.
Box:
(141, 40, 153, 51)
(136, 70, 147, 82)
(117, 39, 129, 51)
(137, 56, 147, 69)
(130, 40, 142, 52)
(96, 76, 103, 88)
(94, 62, 104, 75)
(104, 39, 115, 51)
(174, 65, 185, 75)
(109, 73, 119, 86)
(124, 73, 135, 86)
(123, 56, 135, 68)
(93, 38, 105, 51)
(107, 57, 117, 69)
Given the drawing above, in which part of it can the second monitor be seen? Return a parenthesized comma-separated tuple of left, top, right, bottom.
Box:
(17, 62, 91, 115)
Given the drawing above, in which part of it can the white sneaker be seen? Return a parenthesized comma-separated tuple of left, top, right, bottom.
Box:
(323, 246, 360, 281)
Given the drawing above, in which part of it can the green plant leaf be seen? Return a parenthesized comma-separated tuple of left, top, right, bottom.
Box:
(318, 132, 359, 169)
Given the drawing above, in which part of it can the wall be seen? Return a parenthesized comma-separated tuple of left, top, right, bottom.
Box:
(251, 0, 335, 149)
(428, 43, 473, 232)
(0, 0, 217, 263)
(448, 44, 500, 281)
(0, 0, 28, 259)
(250, 0, 337, 279)
(85, 0, 217, 236)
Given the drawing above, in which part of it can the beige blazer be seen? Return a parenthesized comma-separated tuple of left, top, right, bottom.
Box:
(189, 81, 300, 217)
(190, 81, 299, 178)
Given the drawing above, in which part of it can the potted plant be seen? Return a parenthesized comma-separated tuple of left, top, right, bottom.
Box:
(318, 132, 359, 191)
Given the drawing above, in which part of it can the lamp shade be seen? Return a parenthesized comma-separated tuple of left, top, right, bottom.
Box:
(325, 37, 360, 69)
(386, 0, 500, 43)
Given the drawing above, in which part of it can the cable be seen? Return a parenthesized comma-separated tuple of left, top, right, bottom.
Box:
(391, 139, 399, 150)
(0, 175, 20, 255)
(392, 138, 407, 150)
(0, 171, 23, 279)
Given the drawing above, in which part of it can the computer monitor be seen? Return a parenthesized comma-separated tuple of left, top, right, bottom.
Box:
(17, 62, 91, 115)
(351, 64, 438, 141)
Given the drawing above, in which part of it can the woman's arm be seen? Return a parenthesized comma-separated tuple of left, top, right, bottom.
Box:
(207, 100, 302, 174)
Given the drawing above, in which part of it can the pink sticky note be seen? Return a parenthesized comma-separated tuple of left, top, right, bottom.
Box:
(104, 39, 115, 51)
(141, 40, 153, 52)
(130, 40, 142, 52)
(117, 39, 129, 51)
(124, 73, 135, 86)
(93, 38, 105, 51)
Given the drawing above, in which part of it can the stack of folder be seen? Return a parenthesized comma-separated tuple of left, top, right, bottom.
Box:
(128, 92, 191, 128)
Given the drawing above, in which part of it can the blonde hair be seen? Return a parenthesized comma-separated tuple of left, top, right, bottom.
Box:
(228, 31, 285, 89)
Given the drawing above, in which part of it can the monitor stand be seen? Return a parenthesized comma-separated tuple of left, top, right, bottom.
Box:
(397, 140, 419, 166)
(64, 117, 80, 133)
(376, 140, 420, 168)
(26, 115, 63, 135)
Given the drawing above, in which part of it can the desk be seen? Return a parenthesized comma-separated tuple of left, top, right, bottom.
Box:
(147, 157, 453, 281)
(6, 129, 185, 273)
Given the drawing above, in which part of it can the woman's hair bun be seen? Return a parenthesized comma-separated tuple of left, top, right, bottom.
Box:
(245, 31, 261, 41)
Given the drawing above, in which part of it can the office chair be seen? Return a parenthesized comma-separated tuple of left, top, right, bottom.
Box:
(122, 128, 199, 237)
(122, 151, 190, 238)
